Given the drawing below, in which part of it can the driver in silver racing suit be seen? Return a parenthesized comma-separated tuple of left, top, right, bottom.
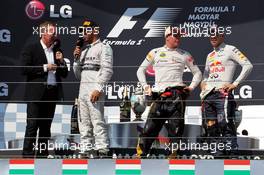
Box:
(73, 20, 113, 157)
(136, 26, 202, 158)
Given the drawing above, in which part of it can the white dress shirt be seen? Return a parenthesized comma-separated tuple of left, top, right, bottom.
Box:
(40, 40, 57, 86)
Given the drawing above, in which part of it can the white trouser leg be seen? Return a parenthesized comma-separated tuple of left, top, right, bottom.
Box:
(87, 93, 109, 151)
(78, 97, 94, 152)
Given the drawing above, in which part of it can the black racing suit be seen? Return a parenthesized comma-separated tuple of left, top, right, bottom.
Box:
(137, 86, 189, 157)
(201, 89, 238, 154)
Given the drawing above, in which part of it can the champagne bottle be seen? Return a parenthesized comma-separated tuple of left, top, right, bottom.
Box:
(120, 86, 131, 122)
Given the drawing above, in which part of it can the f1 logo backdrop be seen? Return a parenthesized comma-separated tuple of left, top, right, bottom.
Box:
(0, 0, 264, 106)
(107, 8, 182, 38)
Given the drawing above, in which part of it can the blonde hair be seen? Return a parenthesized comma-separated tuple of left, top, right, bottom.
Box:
(39, 21, 56, 36)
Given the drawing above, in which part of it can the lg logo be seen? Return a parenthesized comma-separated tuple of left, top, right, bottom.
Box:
(25, 0, 45, 19)
(0, 29, 11, 43)
(25, 0, 72, 19)
(107, 8, 182, 38)
(0, 83, 8, 97)
(234, 85, 252, 99)
(49, 5, 72, 18)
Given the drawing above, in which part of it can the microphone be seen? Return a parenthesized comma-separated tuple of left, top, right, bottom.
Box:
(74, 37, 84, 59)
(52, 39, 64, 64)
(53, 38, 61, 52)
(242, 130, 248, 136)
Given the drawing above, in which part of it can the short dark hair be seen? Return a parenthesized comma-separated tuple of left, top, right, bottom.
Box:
(55, 48, 63, 53)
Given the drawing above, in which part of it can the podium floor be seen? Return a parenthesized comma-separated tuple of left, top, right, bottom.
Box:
(0, 159, 264, 175)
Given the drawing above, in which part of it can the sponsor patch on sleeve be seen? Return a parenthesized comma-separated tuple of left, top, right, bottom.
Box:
(232, 47, 246, 60)
(187, 56, 195, 65)
(146, 51, 155, 62)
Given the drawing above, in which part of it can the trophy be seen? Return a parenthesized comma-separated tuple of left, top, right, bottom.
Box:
(130, 84, 146, 121)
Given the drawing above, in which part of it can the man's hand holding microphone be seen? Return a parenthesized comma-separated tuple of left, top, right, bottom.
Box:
(73, 47, 82, 60)
(73, 37, 84, 60)
(46, 39, 65, 72)
(72, 37, 101, 103)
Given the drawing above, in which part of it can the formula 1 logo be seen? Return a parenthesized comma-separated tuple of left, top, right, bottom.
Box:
(107, 8, 182, 39)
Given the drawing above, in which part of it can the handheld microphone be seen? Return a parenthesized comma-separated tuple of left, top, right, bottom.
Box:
(52, 39, 64, 65)
(53, 38, 61, 51)
(74, 37, 84, 59)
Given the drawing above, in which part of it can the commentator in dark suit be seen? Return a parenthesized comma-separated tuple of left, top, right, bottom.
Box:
(21, 21, 68, 158)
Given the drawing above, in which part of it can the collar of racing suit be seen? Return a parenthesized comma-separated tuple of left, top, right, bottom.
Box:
(90, 39, 101, 46)
(214, 42, 226, 52)
(163, 45, 178, 51)
(83, 39, 101, 49)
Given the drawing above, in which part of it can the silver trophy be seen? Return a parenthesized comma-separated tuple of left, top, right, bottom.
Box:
(130, 85, 146, 121)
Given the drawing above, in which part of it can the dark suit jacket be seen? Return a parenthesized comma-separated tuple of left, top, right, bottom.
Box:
(21, 41, 68, 101)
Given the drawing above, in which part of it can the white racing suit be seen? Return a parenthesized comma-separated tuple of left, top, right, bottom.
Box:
(136, 46, 202, 156)
(73, 39, 113, 152)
